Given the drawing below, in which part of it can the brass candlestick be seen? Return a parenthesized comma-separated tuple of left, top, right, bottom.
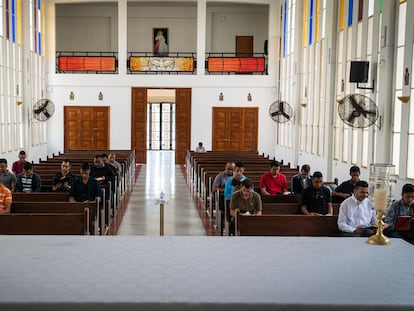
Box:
(367, 209, 390, 245)
(367, 164, 396, 246)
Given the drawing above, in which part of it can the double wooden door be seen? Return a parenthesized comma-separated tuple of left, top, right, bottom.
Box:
(64, 106, 110, 151)
(131, 88, 191, 164)
(212, 107, 258, 151)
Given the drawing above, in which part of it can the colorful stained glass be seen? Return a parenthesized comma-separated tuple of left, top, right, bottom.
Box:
(348, 0, 353, 26)
(315, 0, 320, 41)
(58, 56, 116, 72)
(358, 0, 363, 21)
(17, 0, 21, 44)
(339, 0, 344, 30)
(207, 57, 265, 73)
(309, 0, 314, 45)
(129, 57, 194, 72)
(303, 0, 308, 47)
(11, 0, 16, 42)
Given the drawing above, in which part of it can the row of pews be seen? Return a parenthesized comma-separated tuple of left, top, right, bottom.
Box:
(0, 150, 135, 235)
(186, 150, 339, 236)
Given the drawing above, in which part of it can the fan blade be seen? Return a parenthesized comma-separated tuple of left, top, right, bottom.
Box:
(43, 100, 49, 108)
(279, 101, 284, 112)
(348, 95, 361, 111)
(281, 111, 290, 120)
(362, 109, 377, 116)
(270, 111, 282, 117)
(347, 111, 358, 123)
(43, 110, 50, 119)
(34, 108, 43, 114)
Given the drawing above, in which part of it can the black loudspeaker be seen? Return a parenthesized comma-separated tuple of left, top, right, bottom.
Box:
(349, 61, 369, 83)
(264, 40, 268, 56)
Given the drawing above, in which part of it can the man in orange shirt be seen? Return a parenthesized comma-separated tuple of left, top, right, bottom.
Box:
(0, 182, 12, 214)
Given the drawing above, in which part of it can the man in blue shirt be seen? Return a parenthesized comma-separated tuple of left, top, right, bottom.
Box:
(224, 162, 246, 200)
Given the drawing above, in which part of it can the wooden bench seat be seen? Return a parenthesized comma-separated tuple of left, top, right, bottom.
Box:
(13, 192, 70, 202)
(0, 213, 88, 235)
(11, 201, 99, 235)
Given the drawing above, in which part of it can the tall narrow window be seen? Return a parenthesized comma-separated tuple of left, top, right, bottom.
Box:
(0, 1, 3, 36)
(392, 1, 407, 175)
(283, 0, 287, 57)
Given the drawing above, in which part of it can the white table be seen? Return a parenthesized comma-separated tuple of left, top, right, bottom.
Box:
(0, 236, 413, 310)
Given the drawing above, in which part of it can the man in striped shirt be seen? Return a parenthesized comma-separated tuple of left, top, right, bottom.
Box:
(16, 162, 42, 193)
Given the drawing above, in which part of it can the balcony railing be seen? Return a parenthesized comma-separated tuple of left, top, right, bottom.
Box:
(55, 52, 267, 75)
(127, 52, 196, 74)
(56, 52, 118, 74)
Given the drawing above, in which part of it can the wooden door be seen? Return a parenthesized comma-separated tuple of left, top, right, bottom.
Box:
(175, 88, 191, 164)
(64, 106, 110, 151)
(236, 36, 253, 57)
(212, 107, 258, 151)
(131, 88, 147, 163)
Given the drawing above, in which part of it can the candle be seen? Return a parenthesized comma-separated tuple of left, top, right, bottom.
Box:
(374, 188, 388, 211)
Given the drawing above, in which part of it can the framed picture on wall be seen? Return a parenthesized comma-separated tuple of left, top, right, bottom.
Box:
(153, 28, 169, 56)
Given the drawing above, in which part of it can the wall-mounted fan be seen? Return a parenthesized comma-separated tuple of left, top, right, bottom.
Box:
(269, 101, 293, 123)
(33, 99, 55, 122)
(337, 94, 379, 128)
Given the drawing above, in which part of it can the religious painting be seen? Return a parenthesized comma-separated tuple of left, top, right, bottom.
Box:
(153, 28, 169, 56)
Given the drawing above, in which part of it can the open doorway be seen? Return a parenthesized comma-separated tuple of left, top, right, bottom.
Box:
(146, 89, 176, 151)
(131, 87, 190, 164)
(147, 102, 176, 150)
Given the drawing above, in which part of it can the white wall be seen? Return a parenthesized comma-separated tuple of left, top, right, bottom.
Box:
(45, 86, 131, 155)
(127, 4, 197, 52)
(46, 1, 278, 160)
(191, 86, 276, 156)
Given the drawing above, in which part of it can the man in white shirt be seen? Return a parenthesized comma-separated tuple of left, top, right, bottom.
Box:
(337, 180, 376, 237)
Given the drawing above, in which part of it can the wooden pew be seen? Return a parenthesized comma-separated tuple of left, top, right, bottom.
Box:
(13, 192, 70, 202)
(262, 202, 341, 215)
(0, 212, 88, 235)
(11, 201, 98, 235)
(236, 214, 341, 236)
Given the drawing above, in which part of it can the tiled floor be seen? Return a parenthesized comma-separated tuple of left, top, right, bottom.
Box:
(117, 151, 211, 236)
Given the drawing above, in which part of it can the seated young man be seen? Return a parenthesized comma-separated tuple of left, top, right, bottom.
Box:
(15, 162, 42, 193)
(260, 160, 288, 196)
(70, 163, 102, 203)
(291, 164, 312, 194)
(301, 171, 333, 216)
(384, 183, 414, 242)
(0, 182, 12, 214)
(337, 180, 376, 237)
(332, 166, 361, 202)
(229, 179, 262, 217)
